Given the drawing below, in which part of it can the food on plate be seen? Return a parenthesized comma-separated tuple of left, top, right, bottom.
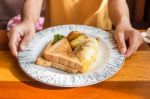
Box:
(36, 56, 52, 67)
(43, 37, 82, 70)
(52, 34, 64, 44)
(74, 38, 99, 72)
(67, 31, 88, 49)
(36, 56, 79, 73)
(36, 31, 99, 73)
(36, 36, 82, 73)
(67, 31, 82, 41)
(69, 34, 88, 49)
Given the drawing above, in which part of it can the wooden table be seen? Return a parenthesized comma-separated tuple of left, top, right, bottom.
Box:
(0, 30, 150, 99)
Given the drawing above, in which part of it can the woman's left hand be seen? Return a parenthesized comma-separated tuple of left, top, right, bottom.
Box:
(114, 23, 143, 58)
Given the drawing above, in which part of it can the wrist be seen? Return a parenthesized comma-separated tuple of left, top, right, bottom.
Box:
(21, 16, 35, 24)
(116, 17, 132, 29)
(21, 18, 35, 27)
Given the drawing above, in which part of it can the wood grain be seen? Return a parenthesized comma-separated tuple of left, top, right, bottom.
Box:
(108, 51, 150, 81)
(0, 81, 150, 99)
(0, 51, 33, 81)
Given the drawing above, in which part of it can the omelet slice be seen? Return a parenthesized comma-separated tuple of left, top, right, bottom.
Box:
(74, 38, 99, 72)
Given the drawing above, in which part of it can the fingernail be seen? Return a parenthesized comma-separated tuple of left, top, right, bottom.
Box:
(20, 45, 25, 51)
(121, 48, 126, 54)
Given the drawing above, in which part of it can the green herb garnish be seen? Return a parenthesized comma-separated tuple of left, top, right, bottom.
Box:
(52, 34, 64, 44)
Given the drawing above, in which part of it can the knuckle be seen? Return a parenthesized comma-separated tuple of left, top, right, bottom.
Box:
(130, 29, 139, 36)
(132, 33, 140, 40)
(134, 30, 140, 36)
(133, 31, 137, 36)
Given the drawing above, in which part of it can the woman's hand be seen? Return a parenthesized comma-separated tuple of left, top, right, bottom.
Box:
(7, 20, 35, 57)
(114, 23, 143, 58)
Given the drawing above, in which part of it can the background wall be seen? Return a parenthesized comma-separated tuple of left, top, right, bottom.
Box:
(0, 0, 24, 29)
(127, 0, 150, 29)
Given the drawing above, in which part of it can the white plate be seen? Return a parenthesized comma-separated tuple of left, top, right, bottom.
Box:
(18, 25, 125, 87)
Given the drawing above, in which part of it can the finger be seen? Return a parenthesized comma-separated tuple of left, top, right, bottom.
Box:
(126, 30, 143, 58)
(20, 31, 35, 51)
(125, 34, 137, 58)
(8, 32, 18, 57)
(115, 32, 127, 54)
(9, 43, 18, 57)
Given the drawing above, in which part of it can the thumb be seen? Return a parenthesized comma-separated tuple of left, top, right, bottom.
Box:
(20, 32, 34, 51)
(115, 32, 127, 54)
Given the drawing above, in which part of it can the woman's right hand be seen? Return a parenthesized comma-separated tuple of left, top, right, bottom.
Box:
(7, 20, 35, 57)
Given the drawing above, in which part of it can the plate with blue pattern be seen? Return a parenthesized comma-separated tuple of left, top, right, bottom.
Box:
(18, 25, 125, 87)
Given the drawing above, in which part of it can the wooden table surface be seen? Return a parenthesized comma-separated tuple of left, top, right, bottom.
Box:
(0, 30, 150, 99)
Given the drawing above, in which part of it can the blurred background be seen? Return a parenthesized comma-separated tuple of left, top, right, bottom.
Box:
(0, 0, 149, 30)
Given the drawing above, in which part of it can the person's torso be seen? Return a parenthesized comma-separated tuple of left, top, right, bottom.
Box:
(44, 0, 112, 30)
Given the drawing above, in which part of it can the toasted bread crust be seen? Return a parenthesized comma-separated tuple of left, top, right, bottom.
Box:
(44, 53, 82, 71)
(36, 56, 52, 67)
(36, 56, 79, 73)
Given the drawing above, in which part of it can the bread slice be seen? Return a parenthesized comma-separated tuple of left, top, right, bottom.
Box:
(36, 56, 52, 67)
(36, 56, 79, 73)
(43, 38, 82, 71)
